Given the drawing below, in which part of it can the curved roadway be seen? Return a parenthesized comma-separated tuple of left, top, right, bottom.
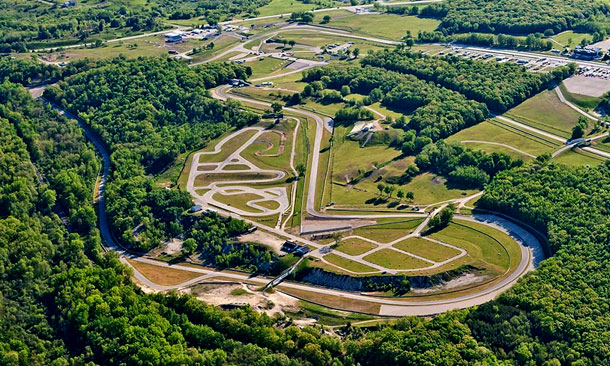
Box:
(50, 80, 545, 317)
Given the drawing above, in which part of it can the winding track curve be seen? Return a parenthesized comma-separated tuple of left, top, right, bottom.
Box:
(46, 83, 544, 316)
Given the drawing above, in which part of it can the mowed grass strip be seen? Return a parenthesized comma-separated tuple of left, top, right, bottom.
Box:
(335, 237, 378, 256)
(553, 149, 606, 167)
(126, 259, 202, 286)
(324, 253, 378, 273)
(194, 172, 277, 187)
(363, 249, 430, 270)
(353, 219, 423, 243)
(393, 237, 460, 263)
(222, 164, 251, 171)
(198, 129, 258, 163)
(212, 192, 265, 213)
(428, 221, 521, 272)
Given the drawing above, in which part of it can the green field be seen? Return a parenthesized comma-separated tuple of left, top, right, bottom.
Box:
(393, 237, 461, 263)
(198, 129, 258, 163)
(551, 31, 594, 47)
(553, 149, 606, 167)
(334, 237, 378, 256)
(428, 221, 522, 273)
(257, 0, 322, 17)
(331, 126, 402, 182)
(31, 35, 204, 62)
(324, 253, 378, 273)
(447, 119, 559, 159)
(352, 219, 423, 243)
(363, 249, 430, 270)
(212, 192, 264, 213)
(248, 57, 291, 79)
(505, 90, 583, 138)
(327, 13, 440, 41)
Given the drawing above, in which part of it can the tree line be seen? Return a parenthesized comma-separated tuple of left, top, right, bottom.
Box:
(417, 0, 610, 36)
(302, 63, 489, 140)
(44, 57, 258, 252)
(361, 49, 575, 112)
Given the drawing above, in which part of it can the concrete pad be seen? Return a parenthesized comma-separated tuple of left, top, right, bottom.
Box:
(563, 75, 610, 97)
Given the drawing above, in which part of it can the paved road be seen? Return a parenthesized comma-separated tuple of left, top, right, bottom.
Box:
(46, 86, 546, 316)
(555, 86, 599, 121)
(186, 127, 290, 217)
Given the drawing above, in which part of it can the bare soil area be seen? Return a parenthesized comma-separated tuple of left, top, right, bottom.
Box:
(237, 230, 286, 254)
(187, 283, 299, 317)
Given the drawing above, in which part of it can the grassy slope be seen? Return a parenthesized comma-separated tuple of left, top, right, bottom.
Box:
(505, 89, 583, 138)
(447, 119, 558, 158)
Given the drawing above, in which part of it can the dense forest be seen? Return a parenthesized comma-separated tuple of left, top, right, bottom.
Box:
(415, 140, 523, 189)
(302, 64, 489, 140)
(45, 57, 258, 251)
(419, 0, 610, 35)
(2, 50, 610, 365)
(473, 162, 610, 364)
(0, 0, 273, 52)
(361, 49, 575, 112)
(0, 0, 163, 52)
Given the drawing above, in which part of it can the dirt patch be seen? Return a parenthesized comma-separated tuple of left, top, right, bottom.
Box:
(127, 259, 202, 286)
(564, 75, 610, 97)
(187, 283, 299, 317)
(431, 176, 445, 185)
(255, 130, 286, 157)
(278, 286, 381, 315)
(163, 238, 183, 255)
(410, 272, 491, 294)
(237, 230, 285, 254)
